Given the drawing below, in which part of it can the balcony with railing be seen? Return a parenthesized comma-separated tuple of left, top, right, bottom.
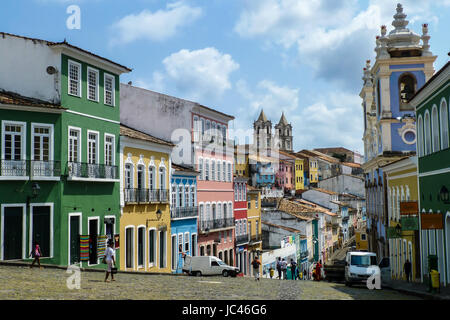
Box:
(235, 233, 250, 246)
(199, 218, 235, 233)
(124, 188, 170, 204)
(249, 233, 262, 244)
(0, 159, 61, 180)
(171, 206, 198, 219)
(67, 162, 119, 181)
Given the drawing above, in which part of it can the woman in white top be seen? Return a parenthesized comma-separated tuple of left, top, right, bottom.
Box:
(104, 240, 116, 282)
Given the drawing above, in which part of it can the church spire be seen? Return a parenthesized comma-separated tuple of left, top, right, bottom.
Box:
(257, 109, 268, 122)
(278, 112, 289, 126)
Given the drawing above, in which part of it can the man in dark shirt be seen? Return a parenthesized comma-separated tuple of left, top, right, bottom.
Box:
(404, 260, 412, 282)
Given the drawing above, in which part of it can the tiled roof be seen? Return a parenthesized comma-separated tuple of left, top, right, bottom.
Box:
(341, 162, 361, 168)
(262, 221, 301, 234)
(0, 90, 65, 110)
(247, 185, 262, 192)
(172, 163, 199, 175)
(1, 32, 131, 72)
(120, 124, 175, 147)
(293, 199, 337, 216)
(311, 188, 338, 195)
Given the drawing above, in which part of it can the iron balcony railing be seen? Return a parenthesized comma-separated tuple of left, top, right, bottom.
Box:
(200, 218, 235, 232)
(31, 160, 61, 177)
(124, 188, 170, 203)
(235, 234, 250, 245)
(1, 160, 61, 178)
(249, 233, 262, 243)
(68, 162, 119, 180)
(1, 159, 28, 177)
(171, 206, 198, 219)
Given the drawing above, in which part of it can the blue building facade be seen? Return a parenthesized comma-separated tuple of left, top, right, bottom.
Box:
(170, 164, 199, 273)
(360, 4, 437, 258)
(249, 157, 276, 188)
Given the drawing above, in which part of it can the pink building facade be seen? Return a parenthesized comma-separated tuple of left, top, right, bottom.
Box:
(192, 111, 235, 266)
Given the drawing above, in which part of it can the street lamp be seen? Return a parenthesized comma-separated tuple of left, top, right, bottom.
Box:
(439, 186, 449, 203)
(146, 209, 163, 228)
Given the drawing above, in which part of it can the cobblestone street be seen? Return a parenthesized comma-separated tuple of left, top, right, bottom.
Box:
(0, 265, 420, 300)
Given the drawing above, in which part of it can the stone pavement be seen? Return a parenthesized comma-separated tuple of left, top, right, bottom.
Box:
(0, 264, 420, 300)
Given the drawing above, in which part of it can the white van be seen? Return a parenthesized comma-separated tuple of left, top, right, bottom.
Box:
(345, 251, 380, 287)
(182, 256, 240, 277)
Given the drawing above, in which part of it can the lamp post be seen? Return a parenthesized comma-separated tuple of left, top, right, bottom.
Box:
(146, 209, 163, 228)
(439, 186, 449, 203)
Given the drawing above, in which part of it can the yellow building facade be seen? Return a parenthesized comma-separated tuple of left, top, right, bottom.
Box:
(119, 125, 174, 273)
(383, 156, 420, 282)
(295, 158, 305, 191)
(309, 159, 319, 184)
(355, 231, 369, 251)
(247, 186, 262, 276)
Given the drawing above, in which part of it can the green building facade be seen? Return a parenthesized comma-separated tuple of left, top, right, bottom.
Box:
(0, 33, 130, 269)
(410, 61, 449, 286)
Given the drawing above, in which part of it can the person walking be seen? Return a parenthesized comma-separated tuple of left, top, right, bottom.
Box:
(29, 241, 42, 269)
(104, 239, 116, 283)
(251, 256, 261, 281)
(404, 259, 412, 283)
(290, 259, 297, 280)
(276, 257, 282, 279)
(314, 260, 322, 281)
(281, 258, 288, 280)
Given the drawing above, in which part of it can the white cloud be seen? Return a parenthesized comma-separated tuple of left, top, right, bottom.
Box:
(110, 2, 202, 45)
(146, 47, 239, 103)
(234, 79, 363, 152)
(234, 0, 447, 90)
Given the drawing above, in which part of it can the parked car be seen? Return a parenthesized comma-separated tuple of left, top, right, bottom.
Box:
(344, 251, 380, 287)
(182, 256, 239, 277)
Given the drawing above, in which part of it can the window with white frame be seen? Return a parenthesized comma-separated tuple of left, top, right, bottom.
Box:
(205, 159, 209, 181)
(172, 185, 177, 208)
(32, 124, 52, 162)
(198, 158, 203, 180)
(217, 161, 221, 181)
(68, 128, 80, 163)
(159, 166, 166, 189)
(87, 67, 99, 101)
(440, 99, 449, 150)
(424, 111, 432, 155)
(431, 105, 440, 152)
(137, 165, 145, 189)
(68, 60, 81, 97)
(185, 186, 190, 207)
(178, 234, 183, 253)
(184, 233, 189, 252)
(222, 161, 226, 181)
(149, 165, 155, 189)
(178, 186, 183, 207)
(235, 184, 238, 201)
(212, 160, 215, 181)
(418, 115, 424, 157)
(190, 186, 195, 207)
(3, 122, 25, 161)
(148, 229, 156, 266)
(227, 163, 231, 181)
(104, 135, 114, 166)
(125, 164, 133, 189)
(104, 74, 115, 106)
(87, 132, 98, 164)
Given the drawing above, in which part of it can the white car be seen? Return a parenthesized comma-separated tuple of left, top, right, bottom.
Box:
(345, 251, 381, 287)
(182, 256, 240, 277)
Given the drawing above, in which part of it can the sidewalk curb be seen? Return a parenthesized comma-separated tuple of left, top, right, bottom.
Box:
(0, 261, 187, 276)
(383, 284, 449, 300)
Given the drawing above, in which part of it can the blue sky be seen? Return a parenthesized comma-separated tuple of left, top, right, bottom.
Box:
(1, 0, 449, 154)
